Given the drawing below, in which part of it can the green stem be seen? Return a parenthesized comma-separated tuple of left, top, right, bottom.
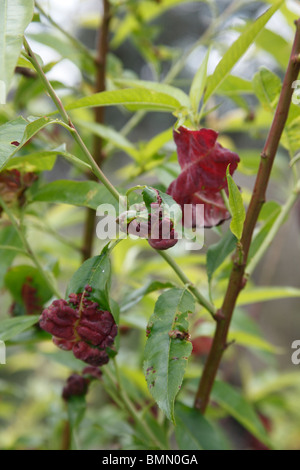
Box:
(158, 250, 217, 318)
(22, 37, 122, 204)
(0, 196, 61, 299)
(35, 1, 96, 65)
(246, 183, 300, 276)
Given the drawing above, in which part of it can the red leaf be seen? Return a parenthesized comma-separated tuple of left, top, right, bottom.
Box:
(167, 126, 240, 228)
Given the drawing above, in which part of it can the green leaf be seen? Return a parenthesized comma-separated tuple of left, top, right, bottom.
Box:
(0, 225, 22, 288)
(204, 1, 284, 103)
(4, 150, 57, 172)
(114, 78, 190, 108)
(252, 66, 281, 112)
(0, 0, 34, 103)
(0, 315, 40, 341)
(0, 117, 28, 169)
(206, 230, 237, 283)
(226, 167, 245, 241)
(30, 179, 119, 211)
(4, 265, 53, 305)
(143, 288, 195, 423)
(120, 280, 174, 313)
(75, 119, 140, 161)
(66, 88, 182, 113)
(143, 127, 173, 161)
(189, 48, 210, 113)
(66, 247, 112, 313)
(175, 402, 226, 450)
(67, 395, 87, 449)
(211, 381, 272, 448)
(0, 116, 70, 171)
(236, 287, 300, 307)
(142, 187, 159, 210)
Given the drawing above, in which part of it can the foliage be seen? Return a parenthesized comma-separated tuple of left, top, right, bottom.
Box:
(0, 0, 300, 451)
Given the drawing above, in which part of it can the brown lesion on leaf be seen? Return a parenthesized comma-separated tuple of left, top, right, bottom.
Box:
(168, 329, 191, 341)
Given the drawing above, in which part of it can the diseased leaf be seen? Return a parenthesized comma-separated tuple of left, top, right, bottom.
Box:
(168, 127, 239, 228)
(0, 0, 34, 103)
(66, 248, 112, 313)
(204, 1, 284, 102)
(0, 116, 71, 171)
(0, 225, 22, 288)
(143, 288, 194, 422)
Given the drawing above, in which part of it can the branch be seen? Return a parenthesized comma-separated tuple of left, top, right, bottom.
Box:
(83, 0, 111, 261)
(194, 19, 300, 413)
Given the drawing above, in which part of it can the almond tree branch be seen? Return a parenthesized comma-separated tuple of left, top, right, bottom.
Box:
(194, 19, 300, 413)
(83, 0, 111, 261)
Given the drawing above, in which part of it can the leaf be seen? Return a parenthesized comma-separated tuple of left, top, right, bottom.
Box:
(0, 116, 70, 171)
(120, 280, 175, 313)
(66, 248, 112, 314)
(226, 166, 245, 241)
(204, 1, 284, 103)
(0, 0, 34, 103)
(143, 127, 173, 161)
(114, 78, 190, 108)
(0, 315, 40, 341)
(67, 395, 87, 449)
(211, 381, 272, 448)
(189, 48, 210, 114)
(175, 402, 226, 450)
(206, 230, 237, 283)
(0, 117, 28, 169)
(0, 225, 22, 288)
(214, 286, 300, 308)
(252, 67, 281, 111)
(30, 179, 119, 211)
(5, 265, 53, 305)
(143, 288, 195, 422)
(66, 88, 182, 113)
(75, 119, 140, 161)
(4, 151, 57, 172)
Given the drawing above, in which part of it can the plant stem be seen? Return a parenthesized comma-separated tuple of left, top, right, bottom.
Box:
(247, 183, 300, 276)
(35, 1, 96, 65)
(158, 250, 217, 318)
(23, 37, 121, 204)
(194, 19, 300, 414)
(0, 196, 61, 299)
(83, 0, 111, 261)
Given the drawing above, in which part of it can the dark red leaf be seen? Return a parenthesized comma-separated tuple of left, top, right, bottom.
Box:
(167, 126, 240, 228)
